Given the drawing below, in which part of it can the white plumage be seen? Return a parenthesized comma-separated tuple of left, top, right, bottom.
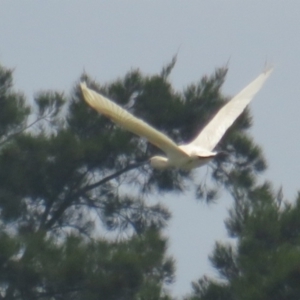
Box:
(80, 68, 272, 170)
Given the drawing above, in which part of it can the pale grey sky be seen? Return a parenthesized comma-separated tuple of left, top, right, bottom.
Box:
(1, 1, 300, 297)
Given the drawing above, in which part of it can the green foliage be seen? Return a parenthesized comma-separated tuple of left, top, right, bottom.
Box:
(0, 64, 30, 145)
(187, 185, 300, 300)
(0, 59, 268, 299)
(0, 230, 173, 300)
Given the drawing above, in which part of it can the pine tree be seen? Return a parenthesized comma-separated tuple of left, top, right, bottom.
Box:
(187, 184, 300, 300)
(0, 58, 266, 299)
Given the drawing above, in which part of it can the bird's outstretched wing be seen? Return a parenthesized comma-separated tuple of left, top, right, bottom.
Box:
(80, 83, 188, 159)
(190, 68, 273, 151)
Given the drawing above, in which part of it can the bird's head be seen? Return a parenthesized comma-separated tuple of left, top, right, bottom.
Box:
(149, 156, 170, 169)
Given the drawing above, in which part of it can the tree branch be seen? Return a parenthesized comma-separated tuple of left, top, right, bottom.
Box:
(44, 161, 148, 230)
(0, 114, 48, 146)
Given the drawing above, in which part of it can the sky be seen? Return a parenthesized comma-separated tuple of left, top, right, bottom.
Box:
(1, 1, 300, 297)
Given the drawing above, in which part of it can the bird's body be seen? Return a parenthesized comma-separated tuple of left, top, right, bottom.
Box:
(80, 68, 272, 170)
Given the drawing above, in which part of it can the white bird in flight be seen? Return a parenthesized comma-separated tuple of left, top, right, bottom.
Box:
(80, 68, 272, 170)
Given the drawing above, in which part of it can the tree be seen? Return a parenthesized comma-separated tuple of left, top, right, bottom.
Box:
(187, 183, 300, 300)
(0, 64, 30, 147)
(0, 58, 266, 299)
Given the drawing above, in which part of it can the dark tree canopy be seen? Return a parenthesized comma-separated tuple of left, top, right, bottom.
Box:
(0, 59, 271, 299)
(187, 185, 300, 300)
